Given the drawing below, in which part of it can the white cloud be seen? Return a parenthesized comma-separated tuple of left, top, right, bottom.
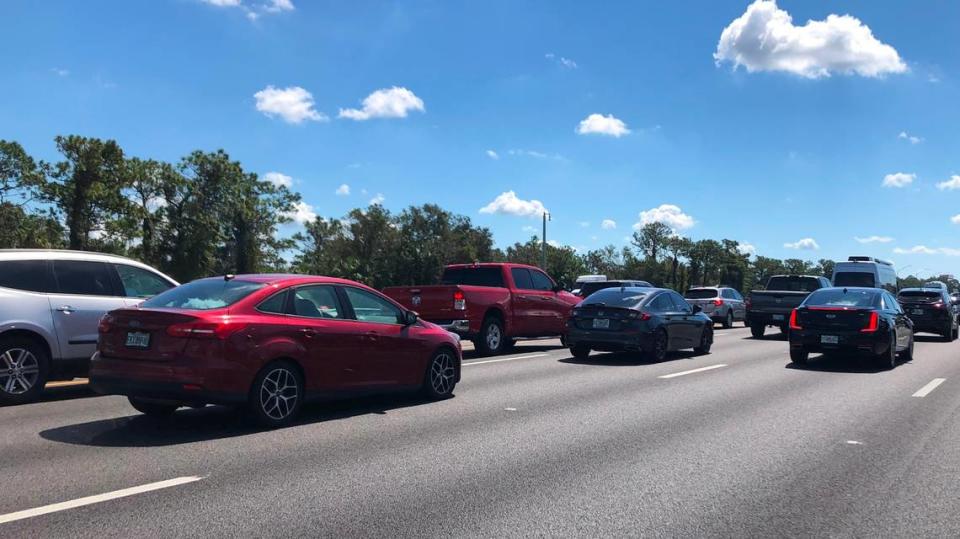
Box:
(952, 215, 960, 225)
(202, 0, 294, 19)
(338, 87, 424, 121)
(546, 239, 562, 248)
(335, 183, 350, 196)
(576, 113, 630, 138)
(369, 193, 385, 205)
(714, 0, 906, 79)
(486, 150, 499, 160)
(936, 175, 960, 191)
(898, 131, 922, 144)
(738, 243, 757, 256)
(579, 221, 590, 228)
(506, 149, 566, 161)
(479, 191, 548, 218)
(882, 172, 915, 188)
(545, 53, 578, 69)
(202, 0, 242, 6)
(894, 245, 960, 257)
(264, 0, 294, 12)
(254, 85, 327, 124)
(601, 219, 617, 230)
(50, 67, 70, 77)
(522, 225, 537, 233)
(784, 238, 820, 250)
(854, 235, 894, 244)
(286, 201, 316, 224)
(263, 172, 293, 188)
(634, 204, 695, 231)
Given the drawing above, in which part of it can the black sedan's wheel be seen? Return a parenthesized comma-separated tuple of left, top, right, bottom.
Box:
(877, 335, 897, 370)
(128, 397, 179, 417)
(248, 361, 303, 428)
(722, 311, 733, 329)
(475, 317, 506, 356)
(750, 324, 765, 339)
(0, 337, 49, 405)
(649, 329, 669, 362)
(790, 347, 808, 365)
(898, 334, 914, 362)
(423, 349, 457, 400)
(694, 326, 713, 354)
(570, 345, 590, 359)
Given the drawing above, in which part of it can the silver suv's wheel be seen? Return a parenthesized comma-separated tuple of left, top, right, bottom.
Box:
(0, 338, 49, 405)
(249, 361, 303, 428)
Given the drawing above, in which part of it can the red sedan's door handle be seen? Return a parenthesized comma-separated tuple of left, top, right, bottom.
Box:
(364, 331, 380, 341)
(299, 328, 318, 338)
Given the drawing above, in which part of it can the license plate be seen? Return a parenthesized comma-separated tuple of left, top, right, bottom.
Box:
(592, 318, 610, 329)
(820, 335, 839, 345)
(772, 314, 785, 321)
(125, 331, 150, 348)
(911, 309, 924, 315)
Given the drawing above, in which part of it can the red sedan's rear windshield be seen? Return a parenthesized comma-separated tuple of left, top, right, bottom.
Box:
(141, 279, 266, 310)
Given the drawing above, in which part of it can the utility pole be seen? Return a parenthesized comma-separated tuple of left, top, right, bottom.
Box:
(541, 211, 551, 269)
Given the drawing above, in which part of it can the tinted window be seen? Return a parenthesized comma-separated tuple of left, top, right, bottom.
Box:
(115, 264, 173, 297)
(898, 290, 943, 301)
(53, 260, 115, 296)
(529, 270, 554, 291)
(293, 285, 342, 318)
(257, 290, 289, 314)
(142, 279, 265, 310)
(805, 289, 879, 308)
(440, 267, 505, 287)
(511, 268, 534, 290)
(833, 272, 875, 288)
(765, 276, 822, 292)
(670, 293, 692, 312)
(580, 288, 647, 308)
(343, 287, 402, 324)
(684, 289, 718, 299)
(721, 289, 733, 299)
(0, 260, 55, 292)
(647, 294, 674, 313)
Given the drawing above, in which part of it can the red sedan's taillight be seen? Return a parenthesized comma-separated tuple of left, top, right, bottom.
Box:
(453, 290, 466, 311)
(98, 314, 114, 334)
(167, 319, 247, 339)
(860, 312, 879, 333)
(789, 309, 802, 330)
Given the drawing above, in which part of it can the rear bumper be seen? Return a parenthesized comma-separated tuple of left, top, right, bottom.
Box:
(433, 319, 472, 335)
(746, 311, 790, 327)
(565, 328, 652, 352)
(90, 375, 246, 405)
(789, 330, 887, 355)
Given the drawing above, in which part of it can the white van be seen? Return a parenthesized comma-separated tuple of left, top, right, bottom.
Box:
(831, 256, 897, 292)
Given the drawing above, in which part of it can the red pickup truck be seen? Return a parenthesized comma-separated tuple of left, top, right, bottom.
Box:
(383, 263, 581, 356)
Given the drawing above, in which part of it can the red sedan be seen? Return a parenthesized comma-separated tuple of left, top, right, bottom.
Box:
(90, 274, 461, 427)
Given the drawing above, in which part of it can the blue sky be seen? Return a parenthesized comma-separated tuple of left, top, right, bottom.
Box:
(2, 1, 959, 277)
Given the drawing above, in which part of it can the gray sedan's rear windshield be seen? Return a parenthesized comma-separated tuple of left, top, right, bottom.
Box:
(766, 276, 821, 292)
(684, 289, 718, 299)
(142, 279, 266, 310)
(581, 289, 647, 308)
(805, 289, 879, 308)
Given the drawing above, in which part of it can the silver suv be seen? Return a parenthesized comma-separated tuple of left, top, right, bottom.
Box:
(0, 250, 177, 404)
(683, 286, 747, 328)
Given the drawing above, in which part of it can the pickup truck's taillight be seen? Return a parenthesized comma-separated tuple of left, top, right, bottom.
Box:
(453, 290, 466, 311)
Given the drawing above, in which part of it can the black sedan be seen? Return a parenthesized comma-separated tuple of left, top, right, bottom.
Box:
(789, 287, 914, 369)
(565, 287, 714, 361)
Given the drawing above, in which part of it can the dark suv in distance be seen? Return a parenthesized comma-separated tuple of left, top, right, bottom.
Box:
(575, 279, 654, 298)
(683, 286, 746, 328)
(897, 287, 959, 341)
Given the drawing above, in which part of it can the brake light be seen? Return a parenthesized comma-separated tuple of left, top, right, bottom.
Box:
(98, 314, 114, 334)
(453, 290, 466, 311)
(745, 298, 752, 309)
(713, 299, 724, 306)
(639, 312, 652, 321)
(166, 319, 247, 339)
(789, 309, 802, 330)
(932, 302, 945, 309)
(860, 312, 879, 333)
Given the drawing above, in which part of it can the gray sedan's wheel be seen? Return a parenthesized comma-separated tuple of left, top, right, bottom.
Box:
(694, 326, 713, 354)
(0, 337, 49, 405)
(423, 349, 457, 399)
(249, 361, 303, 428)
(649, 329, 669, 362)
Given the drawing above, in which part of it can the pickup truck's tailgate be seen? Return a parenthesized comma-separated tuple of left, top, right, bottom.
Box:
(749, 291, 809, 311)
(383, 285, 460, 319)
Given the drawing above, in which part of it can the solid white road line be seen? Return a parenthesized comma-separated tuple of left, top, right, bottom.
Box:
(912, 378, 946, 398)
(658, 364, 728, 379)
(0, 476, 204, 525)
(463, 353, 549, 366)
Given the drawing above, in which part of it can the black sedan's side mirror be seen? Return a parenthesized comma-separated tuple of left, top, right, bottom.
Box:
(692, 305, 702, 314)
(402, 311, 419, 326)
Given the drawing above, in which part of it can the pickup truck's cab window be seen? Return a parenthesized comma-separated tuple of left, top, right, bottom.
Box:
(529, 270, 554, 291)
(511, 268, 535, 290)
(440, 267, 505, 287)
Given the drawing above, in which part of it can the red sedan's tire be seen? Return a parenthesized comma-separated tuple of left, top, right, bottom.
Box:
(248, 360, 304, 428)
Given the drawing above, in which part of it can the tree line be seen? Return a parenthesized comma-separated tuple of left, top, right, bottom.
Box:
(1, 136, 954, 292)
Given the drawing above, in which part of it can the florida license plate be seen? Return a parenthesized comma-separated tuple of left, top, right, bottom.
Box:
(820, 335, 839, 345)
(593, 318, 610, 329)
(772, 314, 785, 321)
(911, 309, 924, 315)
(125, 331, 150, 348)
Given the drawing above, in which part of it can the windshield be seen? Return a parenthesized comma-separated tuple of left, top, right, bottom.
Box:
(833, 272, 876, 288)
(898, 291, 942, 302)
(766, 276, 821, 292)
(440, 267, 505, 287)
(684, 289, 718, 299)
(805, 289, 879, 308)
(579, 281, 646, 297)
(141, 279, 265, 310)
(581, 288, 648, 308)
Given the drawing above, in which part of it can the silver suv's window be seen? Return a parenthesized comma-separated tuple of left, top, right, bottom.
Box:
(52, 260, 115, 296)
(0, 260, 55, 292)
(115, 264, 172, 298)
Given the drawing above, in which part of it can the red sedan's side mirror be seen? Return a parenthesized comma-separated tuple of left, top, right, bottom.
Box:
(402, 310, 419, 326)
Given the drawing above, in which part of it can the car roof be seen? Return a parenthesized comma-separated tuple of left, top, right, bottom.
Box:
(899, 287, 944, 293)
(815, 286, 880, 293)
(190, 273, 364, 287)
(444, 262, 541, 271)
(0, 249, 179, 284)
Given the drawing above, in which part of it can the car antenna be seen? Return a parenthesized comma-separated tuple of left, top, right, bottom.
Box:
(225, 274, 235, 281)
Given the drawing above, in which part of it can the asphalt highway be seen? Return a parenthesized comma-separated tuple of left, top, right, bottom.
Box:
(3, 326, 960, 537)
